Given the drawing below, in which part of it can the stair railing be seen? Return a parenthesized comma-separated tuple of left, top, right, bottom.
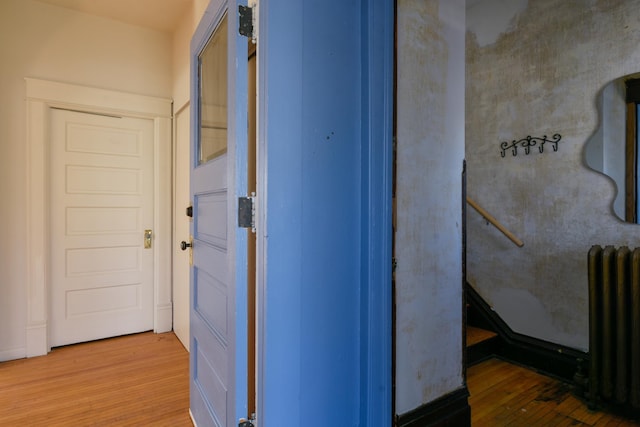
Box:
(466, 197, 524, 247)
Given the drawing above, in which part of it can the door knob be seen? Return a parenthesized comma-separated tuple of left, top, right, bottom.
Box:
(181, 237, 194, 266)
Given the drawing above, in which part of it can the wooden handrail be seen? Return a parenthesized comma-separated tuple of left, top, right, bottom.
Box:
(467, 197, 524, 247)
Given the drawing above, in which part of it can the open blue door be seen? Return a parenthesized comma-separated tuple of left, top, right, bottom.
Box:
(256, 0, 394, 425)
(190, 1, 248, 426)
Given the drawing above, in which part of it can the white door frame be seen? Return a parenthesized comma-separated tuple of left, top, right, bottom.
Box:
(25, 78, 173, 357)
(171, 99, 191, 351)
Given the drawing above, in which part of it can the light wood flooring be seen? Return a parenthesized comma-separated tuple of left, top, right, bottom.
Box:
(1, 331, 639, 426)
(0, 332, 192, 426)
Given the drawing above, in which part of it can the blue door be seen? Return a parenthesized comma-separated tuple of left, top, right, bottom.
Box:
(189, 0, 393, 425)
(190, 1, 248, 426)
(256, 0, 394, 425)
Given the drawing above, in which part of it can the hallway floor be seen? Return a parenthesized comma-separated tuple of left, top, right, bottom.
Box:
(468, 358, 639, 426)
(0, 332, 192, 426)
(2, 331, 638, 426)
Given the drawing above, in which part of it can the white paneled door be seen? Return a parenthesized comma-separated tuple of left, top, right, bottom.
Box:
(50, 109, 154, 347)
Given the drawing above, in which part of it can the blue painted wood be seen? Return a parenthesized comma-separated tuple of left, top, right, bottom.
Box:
(359, 2, 395, 424)
(257, 0, 394, 425)
(190, 1, 248, 426)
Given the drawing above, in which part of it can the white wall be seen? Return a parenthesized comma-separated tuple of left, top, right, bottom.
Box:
(466, 0, 640, 351)
(0, 0, 172, 360)
(170, 0, 208, 351)
(395, 0, 466, 415)
(172, 0, 209, 109)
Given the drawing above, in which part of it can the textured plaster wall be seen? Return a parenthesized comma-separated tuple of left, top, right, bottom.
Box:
(466, 0, 640, 351)
(396, 0, 465, 414)
(0, 0, 172, 360)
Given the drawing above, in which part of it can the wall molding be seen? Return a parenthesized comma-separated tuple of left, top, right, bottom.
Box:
(25, 78, 172, 357)
(0, 346, 27, 363)
(396, 387, 471, 427)
(155, 303, 174, 334)
(466, 283, 588, 383)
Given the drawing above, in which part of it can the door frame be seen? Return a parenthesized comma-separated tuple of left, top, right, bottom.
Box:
(172, 100, 191, 351)
(25, 78, 173, 357)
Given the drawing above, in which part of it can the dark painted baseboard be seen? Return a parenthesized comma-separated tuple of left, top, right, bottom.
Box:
(466, 282, 588, 383)
(396, 387, 470, 427)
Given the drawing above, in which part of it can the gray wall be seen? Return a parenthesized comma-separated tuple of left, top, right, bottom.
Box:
(396, 0, 466, 415)
(466, 0, 640, 351)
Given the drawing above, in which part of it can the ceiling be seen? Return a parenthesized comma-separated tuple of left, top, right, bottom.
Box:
(34, 0, 192, 32)
(38, 0, 482, 31)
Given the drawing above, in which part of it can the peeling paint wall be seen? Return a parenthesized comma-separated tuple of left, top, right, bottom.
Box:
(396, 0, 465, 415)
(466, 0, 527, 47)
(466, 0, 640, 351)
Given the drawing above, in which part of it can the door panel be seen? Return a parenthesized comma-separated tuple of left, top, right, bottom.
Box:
(190, 2, 248, 425)
(50, 109, 154, 347)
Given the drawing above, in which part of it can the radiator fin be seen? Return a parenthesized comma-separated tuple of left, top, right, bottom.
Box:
(588, 245, 640, 411)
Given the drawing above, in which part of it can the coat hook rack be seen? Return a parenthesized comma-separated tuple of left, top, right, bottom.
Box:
(500, 133, 562, 157)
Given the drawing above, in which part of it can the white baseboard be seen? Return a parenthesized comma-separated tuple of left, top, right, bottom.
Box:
(189, 409, 197, 427)
(26, 323, 48, 357)
(155, 302, 173, 333)
(0, 347, 26, 362)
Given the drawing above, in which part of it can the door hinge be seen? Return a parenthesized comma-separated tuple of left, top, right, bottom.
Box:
(239, 414, 256, 427)
(238, 5, 256, 42)
(238, 195, 256, 232)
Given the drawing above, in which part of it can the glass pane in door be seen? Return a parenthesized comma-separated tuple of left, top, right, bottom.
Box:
(198, 14, 228, 164)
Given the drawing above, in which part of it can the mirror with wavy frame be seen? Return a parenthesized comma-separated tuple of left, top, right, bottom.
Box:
(585, 72, 640, 223)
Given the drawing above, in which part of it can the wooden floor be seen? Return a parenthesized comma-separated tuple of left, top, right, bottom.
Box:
(468, 358, 640, 426)
(467, 326, 498, 347)
(0, 332, 192, 426)
(2, 332, 639, 426)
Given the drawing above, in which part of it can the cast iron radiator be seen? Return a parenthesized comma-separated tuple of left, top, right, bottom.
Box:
(587, 245, 640, 410)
